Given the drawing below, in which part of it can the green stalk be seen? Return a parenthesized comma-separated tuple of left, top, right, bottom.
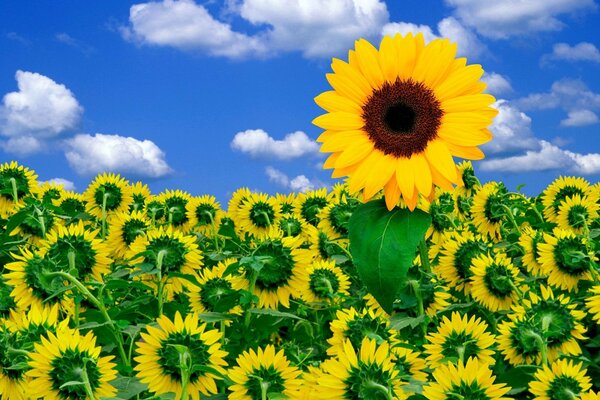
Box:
(408, 279, 426, 337)
(178, 349, 191, 400)
(204, 211, 220, 251)
(260, 381, 269, 400)
(156, 249, 168, 316)
(500, 204, 521, 235)
(244, 270, 258, 328)
(418, 239, 431, 274)
(68, 250, 80, 328)
(363, 381, 393, 400)
(43, 271, 130, 368)
(101, 192, 109, 239)
(81, 361, 97, 400)
(9, 177, 18, 203)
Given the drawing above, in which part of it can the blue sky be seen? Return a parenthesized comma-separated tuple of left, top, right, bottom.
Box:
(1, 0, 599, 204)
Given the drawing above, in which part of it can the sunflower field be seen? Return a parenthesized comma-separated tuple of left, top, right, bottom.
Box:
(1, 33, 600, 400)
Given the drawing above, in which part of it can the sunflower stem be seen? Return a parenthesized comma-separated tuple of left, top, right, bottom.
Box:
(42, 271, 130, 368)
(499, 204, 521, 235)
(260, 380, 269, 400)
(408, 279, 427, 338)
(80, 360, 97, 400)
(178, 347, 192, 400)
(204, 210, 220, 252)
(527, 330, 548, 367)
(244, 270, 258, 329)
(418, 239, 431, 274)
(327, 240, 353, 261)
(9, 177, 18, 203)
(363, 380, 393, 400)
(101, 192, 109, 239)
(35, 207, 47, 239)
(156, 249, 168, 317)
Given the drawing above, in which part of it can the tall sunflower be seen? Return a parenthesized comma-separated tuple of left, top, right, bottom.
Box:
(556, 194, 599, 235)
(27, 328, 117, 399)
(0, 162, 38, 218)
(301, 259, 350, 304)
(519, 226, 546, 277)
(105, 211, 151, 260)
(542, 176, 592, 223)
(134, 312, 228, 399)
(83, 172, 133, 220)
(186, 195, 223, 236)
(228, 345, 302, 400)
(128, 181, 152, 212)
(470, 252, 522, 312)
(313, 34, 496, 210)
(156, 189, 193, 233)
(187, 258, 245, 315)
(586, 285, 600, 324)
(236, 192, 281, 239)
(422, 358, 512, 400)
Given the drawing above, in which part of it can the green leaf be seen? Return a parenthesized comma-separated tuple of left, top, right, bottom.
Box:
(109, 376, 147, 400)
(348, 199, 431, 314)
(248, 308, 305, 321)
(198, 312, 234, 322)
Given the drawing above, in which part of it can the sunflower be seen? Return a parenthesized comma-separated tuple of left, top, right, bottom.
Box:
(275, 192, 296, 214)
(53, 191, 87, 225)
(228, 344, 302, 400)
(423, 311, 495, 367)
(4, 248, 74, 312)
(0, 276, 20, 324)
(306, 224, 345, 263)
(302, 259, 350, 303)
(456, 160, 480, 195)
(105, 211, 151, 260)
(128, 226, 203, 297)
(529, 359, 592, 400)
(435, 230, 490, 295)
(497, 315, 545, 366)
(135, 312, 228, 399)
(227, 187, 253, 221)
(236, 192, 282, 239)
(145, 195, 166, 224)
(188, 258, 245, 315)
(391, 345, 428, 393)
(327, 306, 398, 356)
(313, 34, 496, 210)
(278, 213, 309, 239)
(422, 357, 511, 400)
(317, 198, 358, 242)
(585, 285, 600, 323)
(556, 194, 599, 235)
(231, 231, 310, 309)
(129, 181, 152, 212)
(0, 327, 28, 400)
(9, 198, 58, 244)
(581, 391, 600, 400)
(470, 252, 522, 312)
(471, 181, 508, 240)
(186, 195, 223, 236)
(542, 176, 592, 223)
(454, 188, 473, 221)
(519, 226, 546, 277)
(318, 338, 405, 399)
(27, 328, 117, 399)
(156, 189, 193, 232)
(538, 228, 595, 292)
(0, 161, 38, 218)
(294, 188, 329, 226)
(83, 172, 133, 220)
(37, 222, 112, 284)
(37, 180, 66, 204)
(425, 188, 457, 243)
(516, 286, 586, 361)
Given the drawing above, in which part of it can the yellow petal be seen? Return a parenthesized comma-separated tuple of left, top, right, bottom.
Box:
(442, 112, 494, 127)
(395, 33, 418, 80)
(412, 39, 457, 89)
(314, 91, 362, 113)
(424, 140, 458, 183)
(436, 123, 493, 146)
(411, 153, 432, 197)
(446, 142, 485, 160)
(335, 141, 374, 168)
(434, 64, 484, 102)
(384, 177, 401, 210)
(403, 187, 419, 211)
(396, 157, 415, 199)
(379, 35, 399, 83)
(320, 130, 370, 152)
(441, 94, 496, 113)
(317, 130, 335, 143)
(326, 73, 368, 105)
(430, 164, 454, 191)
(312, 112, 364, 130)
(323, 153, 340, 169)
(363, 153, 396, 200)
(332, 163, 359, 178)
(347, 151, 380, 193)
(354, 39, 385, 89)
(331, 58, 372, 95)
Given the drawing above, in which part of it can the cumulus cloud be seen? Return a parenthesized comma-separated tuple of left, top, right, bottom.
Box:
(445, 0, 596, 39)
(265, 166, 326, 192)
(516, 79, 600, 126)
(381, 17, 484, 58)
(0, 70, 83, 138)
(560, 110, 599, 127)
(484, 100, 538, 154)
(0, 136, 43, 156)
(482, 72, 513, 96)
(41, 178, 76, 191)
(64, 133, 173, 177)
(122, 0, 388, 58)
(481, 140, 600, 174)
(231, 129, 319, 160)
(544, 42, 600, 63)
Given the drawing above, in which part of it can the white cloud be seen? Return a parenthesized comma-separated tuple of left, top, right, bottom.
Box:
(445, 0, 596, 39)
(56, 33, 95, 56)
(123, 0, 388, 58)
(0, 136, 43, 156)
(381, 17, 484, 58)
(545, 42, 600, 63)
(41, 178, 76, 191)
(122, 0, 267, 58)
(484, 100, 538, 154)
(265, 166, 326, 192)
(231, 129, 319, 160)
(0, 70, 83, 138)
(64, 133, 173, 177)
(560, 110, 599, 127)
(482, 72, 513, 96)
(481, 140, 600, 174)
(239, 0, 389, 58)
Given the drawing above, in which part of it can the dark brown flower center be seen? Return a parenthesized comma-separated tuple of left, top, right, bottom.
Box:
(362, 78, 443, 158)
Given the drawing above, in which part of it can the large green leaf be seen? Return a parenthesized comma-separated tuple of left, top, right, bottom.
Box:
(348, 199, 431, 314)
